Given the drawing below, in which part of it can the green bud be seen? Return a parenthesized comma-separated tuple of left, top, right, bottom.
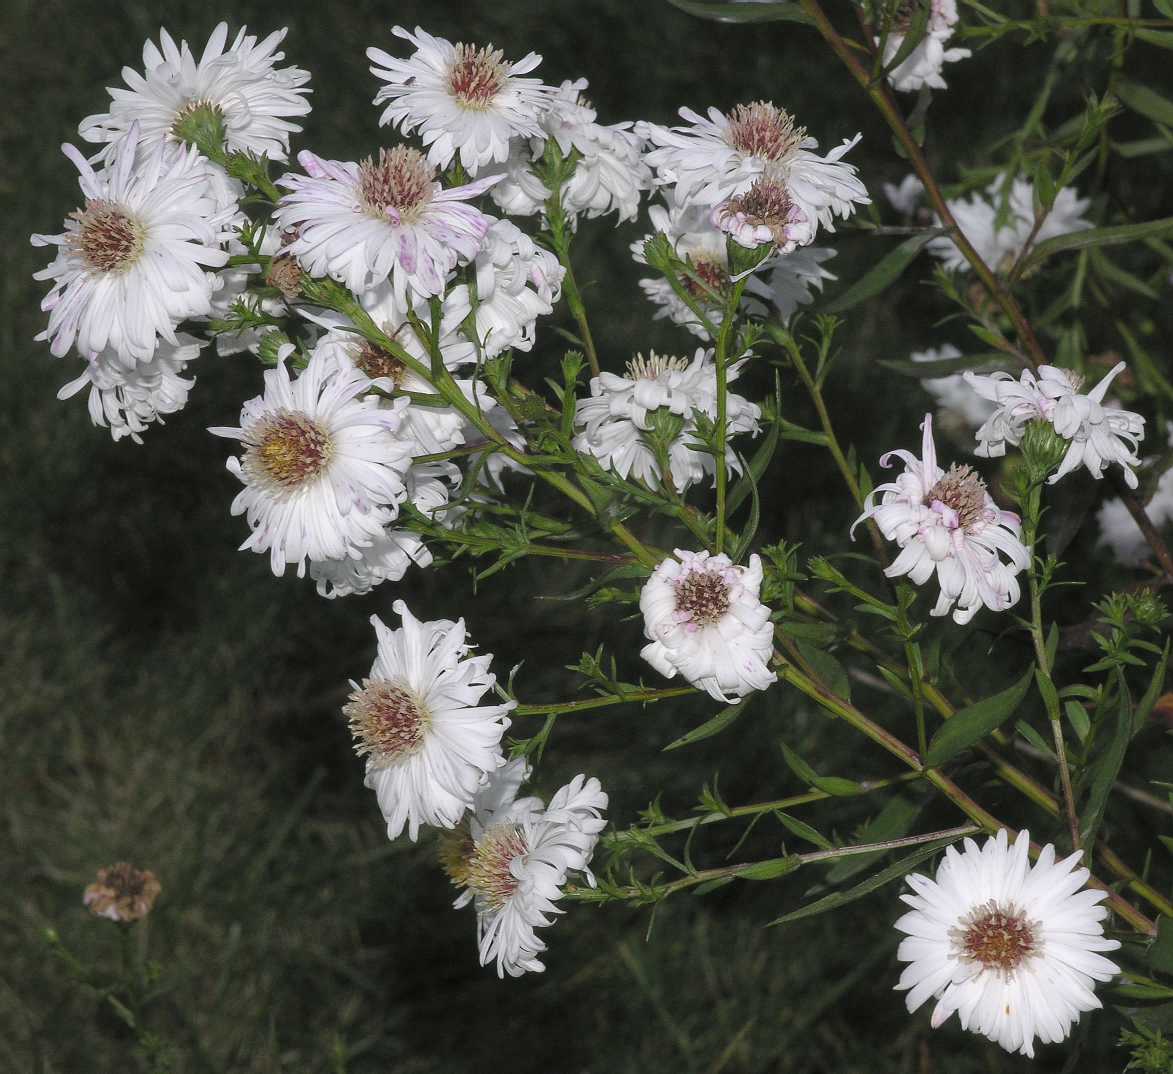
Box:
(725, 234, 774, 279)
(1019, 419, 1069, 482)
(645, 406, 686, 447)
(257, 330, 293, 366)
(641, 233, 677, 276)
(171, 102, 227, 164)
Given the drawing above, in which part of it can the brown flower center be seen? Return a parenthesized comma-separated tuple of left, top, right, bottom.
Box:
(953, 900, 1039, 974)
(674, 568, 731, 626)
(447, 43, 508, 109)
(352, 340, 408, 387)
(72, 200, 144, 273)
(246, 412, 335, 490)
(344, 680, 429, 766)
(682, 255, 729, 303)
(438, 822, 477, 889)
(720, 176, 802, 242)
(725, 101, 805, 162)
(265, 255, 302, 300)
(358, 146, 434, 220)
(925, 463, 988, 531)
(464, 822, 529, 909)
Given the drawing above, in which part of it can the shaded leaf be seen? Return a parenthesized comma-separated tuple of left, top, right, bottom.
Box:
(775, 810, 833, 850)
(1115, 78, 1173, 128)
(795, 639, 851, 701)
(823, 231, 938, 313)
(1021, 217, 1173, 274)
(738, 856, 803, 881)
(781, 743, 863, 796)
(665, 0, 814, 24)
(1080, 669, 1133, 847)
(924, 665, 1034, 767)
(1133, 640, 1170, 738)
(825, 795, 922, 884)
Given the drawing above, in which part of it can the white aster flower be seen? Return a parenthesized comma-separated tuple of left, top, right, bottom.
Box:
(633, 202, 833, 337)
(274, 146, 499, 299)
(79, 22, 311, 163)
(640, 550, 776, 703)
(209, 225, 288, 356)
(894, 829, 1120, 1058)
(489, 79, 652, 225)
(884, 174, 925, 216)
(880, 0, 971, 93)
(965, 363, 1145, 488)
(854, 414, 1028, 624)
(367, 26, 558, 177)
(442, 760, 607, 977)
(910, 345, 995, 432)
(209, 351, 414, 577)
(447, 218, 564, 357)
(31, 126, 232, 367)
(1099, 422, 1173, 564)
(347, 603, 514, 842)
(57, 335, 202, 444)
(311, 461, 457, 599)
(640, 101, 868, 243)
(928, 177, 1091, 273)
(573, 349, 761, 492)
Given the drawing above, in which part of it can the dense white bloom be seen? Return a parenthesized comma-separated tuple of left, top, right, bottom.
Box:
(442, 760, 607, 976)
(210, 352, 414, 577)
(274, 146, 498, 298)
(347, 603, 514, 842)
(633, 202, 834, 337)
(448, 219, 564, 357)
(895, 829, 1120, 1057)
(640, 550, 776, 703)
(32, 127, 233, 367)
(1099, 423, 1173, 564)
(573, 349, 761, 491)
(489, 79, 652, 225)
(57, 335, 202, 444)
(881, 0, 971, 93)
(79, 23, 311, 163)
(884, 174, 925, 216)
(855, 414, 1028, 624)
(368, 26, 557, 176)
(911, 345, 995, 431)
(311, 461, 457, 598)
(640, 102, 868, 244)
(965, 363, 1145, 488)
(928, 177, 1092, 273)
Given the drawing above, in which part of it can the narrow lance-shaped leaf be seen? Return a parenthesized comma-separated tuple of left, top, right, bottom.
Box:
(665, 0, 815, 25)
(1080, 668, 1134, 848)
(1021, 218, 1173, 274)
(781, 742, 863, 796)
(768, 833, 967, 927)
(1132, 640, 1170, 737)
(923, 664, 1034, 767)
(1114, 78, 1173, 128)
(823, 231, 939, 314)
(663, 697, 751, 751)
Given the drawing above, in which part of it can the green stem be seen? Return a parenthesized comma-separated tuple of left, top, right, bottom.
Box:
(555, 241, 600, 379)
(514, 686, 696, 717)
(714, 279, 748, 554)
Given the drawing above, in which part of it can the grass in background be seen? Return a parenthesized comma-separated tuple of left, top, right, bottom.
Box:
(2, 1, 1167, 1071)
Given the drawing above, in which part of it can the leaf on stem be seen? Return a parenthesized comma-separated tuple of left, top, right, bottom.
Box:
(781, 742, 863, 796)
(923, 665, 1034, 767)
(1080, 669, 1134, 848)
(663, 697, 751, 751)
(822, 232, 939, 314)
(1020, 217, 1173, 275)
(664, 0, 815, 25)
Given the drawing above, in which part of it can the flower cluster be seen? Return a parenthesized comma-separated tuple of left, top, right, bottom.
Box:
(880, 0, 971, 93)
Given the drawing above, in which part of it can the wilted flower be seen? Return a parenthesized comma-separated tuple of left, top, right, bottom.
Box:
(894, 829, 1120, 1057)
(854, 414, 1028, 624)
(640, 549, 776, 703)
(83, 863, 162, 923)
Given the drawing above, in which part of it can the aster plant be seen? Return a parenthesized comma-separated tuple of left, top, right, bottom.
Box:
(32, 6, 1173, 1067)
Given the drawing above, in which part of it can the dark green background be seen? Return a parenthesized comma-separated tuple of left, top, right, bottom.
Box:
(3, 1, 1168, 1071)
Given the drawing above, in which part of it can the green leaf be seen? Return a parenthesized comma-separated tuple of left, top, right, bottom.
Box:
(1115, 78, 1173, 128)
(924, 665, 1034, 767)
(1021, 217, 1173, 274)
(663, 697, 750, 751)
(878, 350, 1007, 379)
(1133, 640, 1170, 738)
(1134, 29, 1173, 51)
(665, 0, 814, 24)
(768, 834, 965, 927)
(775, 810, 833, 850)
(822, 231, 938, 313)
(692, 876, 735, 896)
(1150, 916, 1173, 976)
(727, 408, 781, 516)
(794, 639, 851, 701)
(738, 856, 803, 881)
(781, 743, 863, 796)
(1080, 669, 1133, 847)
(1064, 700, 1091, 744)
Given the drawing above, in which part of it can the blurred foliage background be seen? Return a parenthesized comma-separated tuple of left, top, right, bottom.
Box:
(3, 1, 1171, 1071)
